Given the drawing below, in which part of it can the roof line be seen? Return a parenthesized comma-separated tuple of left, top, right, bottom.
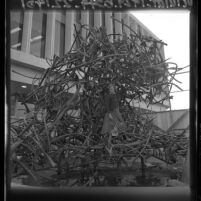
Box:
(128, 12, 160, 41)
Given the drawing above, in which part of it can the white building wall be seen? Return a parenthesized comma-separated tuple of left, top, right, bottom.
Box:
(151, 109, 189, 132)
(11, 64, 42, 85)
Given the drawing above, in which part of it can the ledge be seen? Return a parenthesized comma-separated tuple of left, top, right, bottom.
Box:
(11, 49, 50, 71)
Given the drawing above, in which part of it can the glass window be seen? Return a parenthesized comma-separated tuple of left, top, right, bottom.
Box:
(75, 11, 81, 48)
(30, 12, 47, 58)
(54, 21, 65, 57)
(55, 11, 66, 23)
(10, 11, 23, 50)
(102, 11, 105, 27)
(89, 11, 94, 27)
(60, 10, 66, 20)
(112, 12, 115, 40)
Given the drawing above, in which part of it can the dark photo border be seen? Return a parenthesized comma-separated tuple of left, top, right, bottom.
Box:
(5, 0, 199, 201)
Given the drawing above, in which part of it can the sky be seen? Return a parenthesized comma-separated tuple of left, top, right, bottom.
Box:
(130, 10, 190, 110)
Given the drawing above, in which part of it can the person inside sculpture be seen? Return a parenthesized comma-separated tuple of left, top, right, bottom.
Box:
(101, 83, 126, 153)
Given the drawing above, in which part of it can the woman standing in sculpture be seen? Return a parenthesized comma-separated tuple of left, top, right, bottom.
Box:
(101, 83, 126, 153)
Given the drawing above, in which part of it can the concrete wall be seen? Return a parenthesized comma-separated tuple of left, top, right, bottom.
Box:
(151, 109, 189, 132)
(152, 109, 190, 185)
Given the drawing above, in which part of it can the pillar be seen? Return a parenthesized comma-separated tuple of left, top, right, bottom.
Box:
(65, 11, 75, 52)
(81, 11, 89, 39)
(114, 12, 122, 39)
(45, 12, 56, 59)
(105, 11, 113, 41)
(21, 11, 33, 53)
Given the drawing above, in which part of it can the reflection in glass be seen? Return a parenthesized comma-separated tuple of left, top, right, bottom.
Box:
(30, 12, 47, 58)
(10, 11, 24, 50)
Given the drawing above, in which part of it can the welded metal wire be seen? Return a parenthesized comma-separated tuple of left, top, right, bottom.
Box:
(10, 19, 188, 185)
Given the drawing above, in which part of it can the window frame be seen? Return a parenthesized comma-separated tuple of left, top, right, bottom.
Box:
(29, 11, 47, 58)
(10, 11, 24, 51)
(54, 19, 65, 57)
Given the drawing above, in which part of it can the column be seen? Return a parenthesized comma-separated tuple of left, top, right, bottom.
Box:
(114, 12, 122, 39)
(45, 12, 56, 59)
(141, 27, 145, 36)
(94, 11, 102, 28)
(122, 13, 130, 36)
(21, 11, 33, 53)
(105, 11, 113, 41)
(81, 11, 89, 39)
(65, 11, 75, 52)
(130, 18, 137, 34)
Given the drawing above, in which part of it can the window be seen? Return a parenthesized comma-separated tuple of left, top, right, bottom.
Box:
(102, 11, 105, 27)
(30, 12, 47, 58)
(89, 11, 94, 27)
(55, 11, 66, 23)
(112, 12, 115, 40)
(10, 11, 24, 50)
(54, 21, 65, 57)
(10, 81, 35, 118)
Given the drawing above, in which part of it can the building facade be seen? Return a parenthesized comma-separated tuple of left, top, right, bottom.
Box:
(10, 10, 170, 120)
